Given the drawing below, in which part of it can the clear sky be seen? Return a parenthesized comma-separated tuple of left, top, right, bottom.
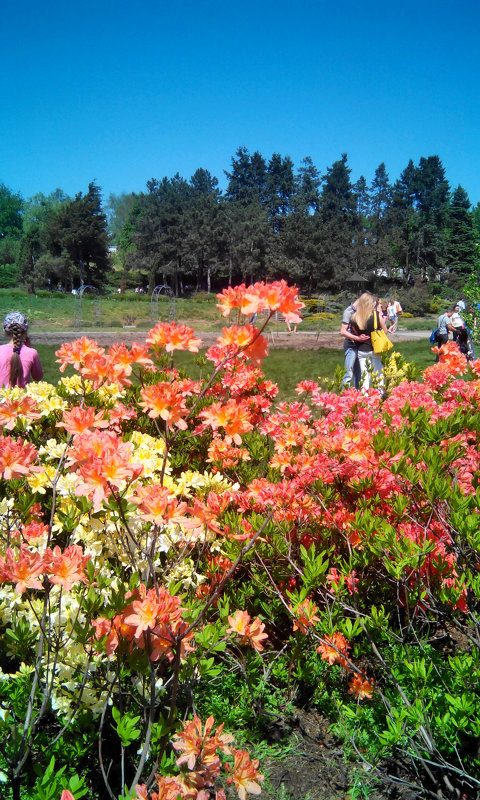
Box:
(1, 0, 479, 205)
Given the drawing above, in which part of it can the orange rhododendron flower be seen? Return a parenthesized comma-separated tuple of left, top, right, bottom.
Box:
(431, 340, 468, 375)
(242, 280, 304, 323)
(172, 714, 234, 771)
(129, 484, 191, 527)
(227, 610, 268, 651)
(199, 399, 253, 445)
(146, 321, 202, 353)
(189, 497, 223, 535)
(68, 431, 143, 511)
(225, 749, 264, 800)
(108, 341, 153, 377)
(0, 545, 45, 593)
(47, 544, 90, 592)
(20, 521, 49, 542)
(107, 403, 137, 431)
(110, 584, 196, 662)
(295, 380, 319, 395)
(216, 325, 268, 365)
(216, 284, 248, 317)
(0, 396, 41, 430)
(316, 632, 350, 667)
(0, 435, 38, 480)
(57, 406, 110, 435)
(139, 383, 189, 430)
(348, 673, 375, 700)
(56, 337, 106, 372)
(290, 598, 320, 634)
(207, 438, 250, 468)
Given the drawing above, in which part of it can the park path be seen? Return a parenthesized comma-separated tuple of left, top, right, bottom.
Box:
(32, 329, 429, 350)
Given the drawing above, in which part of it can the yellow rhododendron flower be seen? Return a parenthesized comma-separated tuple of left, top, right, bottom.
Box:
(59, 375, 94, 395)
(129, 431, 169, 476)
(97, 383, 125, 402)
(39, 438, 68, 461)
(27, 464, 57, 494)
(26, 382, 68, 413)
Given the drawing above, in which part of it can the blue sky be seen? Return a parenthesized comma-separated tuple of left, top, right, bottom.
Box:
(1, 0, 479, 205)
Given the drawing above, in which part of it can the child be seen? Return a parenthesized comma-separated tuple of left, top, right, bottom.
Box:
(0, 312, 43, 388)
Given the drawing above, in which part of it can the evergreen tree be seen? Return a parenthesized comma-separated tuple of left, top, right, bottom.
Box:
(320, 153, 357, 220)
(186, 169, 223, 291)
(225, 147, 267, 205)
(353, 175, 370, 219)
(222, 200, 270, 285)
(388, 160, 419, 282)
(265, 153, 295, 231)
(281, 211, 322, 294)
(445, 186, 477, 280)
(414, 155, 450, 279)
(124, 175, 192, 294)
(318, 154, 359, 286)
(0, 184, 24, 280)
(352, 176, 370, 276)
(293, 157, 321, 215)
(367, 163, 394, 282)
(46, 182, 109, 288)
(370, 163, 391, 219)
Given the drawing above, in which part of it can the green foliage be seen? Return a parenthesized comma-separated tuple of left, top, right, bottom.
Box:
(31, 757, 88, 800)
(111, 707, 142, 747)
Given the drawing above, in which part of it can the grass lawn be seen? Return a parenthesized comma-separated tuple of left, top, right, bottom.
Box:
(36, 340, 435, 401)
(0, 289, 438, 336)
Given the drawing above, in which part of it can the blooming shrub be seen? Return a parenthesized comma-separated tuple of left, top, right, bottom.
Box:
(0, 283, 479, 799)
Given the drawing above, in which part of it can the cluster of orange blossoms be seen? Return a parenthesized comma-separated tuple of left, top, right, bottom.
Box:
(0, 543, 90, 594)
(0, 435, 38, 480)
(146, 321, 202, 353)
(66, 430, 144, 512)
(56, 337, 153, 388)
(216, 280, 304, 324)
(226, 610, 268, 652)
(135, 714, 263, 800)
(0, 395, 41, 429)
(289, 602, 374, 700)
(92, 584, 195, 662)
(139, 382, 190, 430)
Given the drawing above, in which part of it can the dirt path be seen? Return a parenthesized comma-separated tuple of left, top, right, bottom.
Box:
(33, 330, 429, 350)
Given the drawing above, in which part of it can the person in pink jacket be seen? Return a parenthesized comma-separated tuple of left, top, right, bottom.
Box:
(0, 312, 43, 388)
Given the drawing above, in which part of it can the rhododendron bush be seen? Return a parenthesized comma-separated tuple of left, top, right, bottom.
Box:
(0, 282, 480, 799)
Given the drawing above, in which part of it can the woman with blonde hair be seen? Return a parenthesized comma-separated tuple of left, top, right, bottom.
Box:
(350, 293, 390, 389)
(0, 312, 43, 388)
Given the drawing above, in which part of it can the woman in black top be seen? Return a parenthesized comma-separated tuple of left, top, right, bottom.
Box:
(350, 294, 390, 390)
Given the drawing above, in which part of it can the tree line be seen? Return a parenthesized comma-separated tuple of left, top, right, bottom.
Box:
(1, 148, 479, 296)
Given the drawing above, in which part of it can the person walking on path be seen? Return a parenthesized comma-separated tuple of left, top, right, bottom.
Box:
(340, 296, 371, 389)
(0, 312, 43, 388)
(386, 297, 403, 333)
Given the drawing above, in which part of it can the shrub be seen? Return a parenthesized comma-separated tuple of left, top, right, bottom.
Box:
(0, 286, 479, 800)
(0, 263, 20, 288)
(398, 283, 432, 316)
